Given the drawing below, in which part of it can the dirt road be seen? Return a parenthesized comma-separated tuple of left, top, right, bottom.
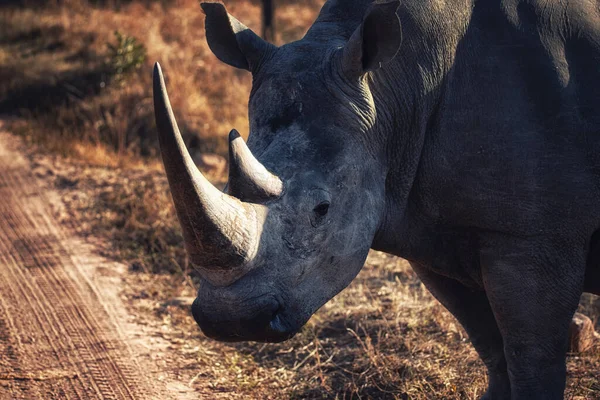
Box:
(0, 128, 174, 399)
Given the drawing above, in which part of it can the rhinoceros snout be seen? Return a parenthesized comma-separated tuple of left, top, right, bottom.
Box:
(191, 296, 295, 343)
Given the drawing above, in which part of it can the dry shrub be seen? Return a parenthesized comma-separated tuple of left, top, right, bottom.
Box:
(1, 0, 325, 163)
(1, 0, 326, 274)
(43, 158, 187, 274)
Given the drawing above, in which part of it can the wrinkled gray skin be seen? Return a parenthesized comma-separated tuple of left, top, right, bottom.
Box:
(153, 0, 600, 399)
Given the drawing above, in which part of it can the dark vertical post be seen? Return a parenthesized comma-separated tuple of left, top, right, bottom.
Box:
(262, 0, 275, 43)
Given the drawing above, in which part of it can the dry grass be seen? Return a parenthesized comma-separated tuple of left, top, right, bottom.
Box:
(29, 150, 599, 399)
(3, 0, 600, 398)
(1, 0, 326, 270)
(0, 0, 323, 163)
(0, 0, 327, 273)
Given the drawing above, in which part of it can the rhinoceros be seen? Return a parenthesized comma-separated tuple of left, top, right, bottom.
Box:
(152, 0, 600, 398)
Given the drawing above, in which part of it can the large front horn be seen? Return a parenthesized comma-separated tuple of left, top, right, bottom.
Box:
(153, 63, 261, 285)
(228, 129, 283, 201)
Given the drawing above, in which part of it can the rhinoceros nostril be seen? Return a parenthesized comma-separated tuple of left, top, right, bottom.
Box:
(268, 306, 290, 333)
(269, 314, 285, 333)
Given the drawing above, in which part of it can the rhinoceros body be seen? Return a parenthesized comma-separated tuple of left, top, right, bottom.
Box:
(153, 0, 600, 398)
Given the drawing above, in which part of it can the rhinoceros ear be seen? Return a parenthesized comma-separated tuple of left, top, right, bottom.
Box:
(341, 0, 402, 77)
(201, 2, 275, 71)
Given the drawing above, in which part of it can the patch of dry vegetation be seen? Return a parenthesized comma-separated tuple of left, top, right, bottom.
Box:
(28, 151, 599, 399)
(4, 0, 600, 398)
(1, 0, 326, 270)
(0, 0, 322, 163)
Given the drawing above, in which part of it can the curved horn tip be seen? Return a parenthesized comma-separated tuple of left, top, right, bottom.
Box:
(200, 2, 225, 14)
(153, 62, 164, 82)
(229, 129, 241, 142)
(153, 62, 168, 101)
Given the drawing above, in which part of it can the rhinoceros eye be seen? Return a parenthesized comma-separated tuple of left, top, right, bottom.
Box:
(313, 201, 330, 217)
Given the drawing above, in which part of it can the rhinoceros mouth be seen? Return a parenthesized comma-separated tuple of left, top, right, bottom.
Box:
(191, 294, 298, 343)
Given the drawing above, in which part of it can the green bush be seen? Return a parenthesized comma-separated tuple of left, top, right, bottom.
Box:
(106, 30, 146, 82)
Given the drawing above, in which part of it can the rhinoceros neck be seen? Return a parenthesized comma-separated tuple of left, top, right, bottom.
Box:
(369, 0, 471, 255)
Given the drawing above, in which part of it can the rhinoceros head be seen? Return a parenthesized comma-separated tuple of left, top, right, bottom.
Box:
(153, 1, 401, 342)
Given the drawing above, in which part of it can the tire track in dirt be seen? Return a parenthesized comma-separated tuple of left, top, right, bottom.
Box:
(0, 128, 172, 399)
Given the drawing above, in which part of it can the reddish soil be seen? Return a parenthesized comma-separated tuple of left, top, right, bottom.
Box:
(0, 125, 192, 399)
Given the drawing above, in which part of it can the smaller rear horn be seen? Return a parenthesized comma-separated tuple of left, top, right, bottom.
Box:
(227, 129, 283, 202)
